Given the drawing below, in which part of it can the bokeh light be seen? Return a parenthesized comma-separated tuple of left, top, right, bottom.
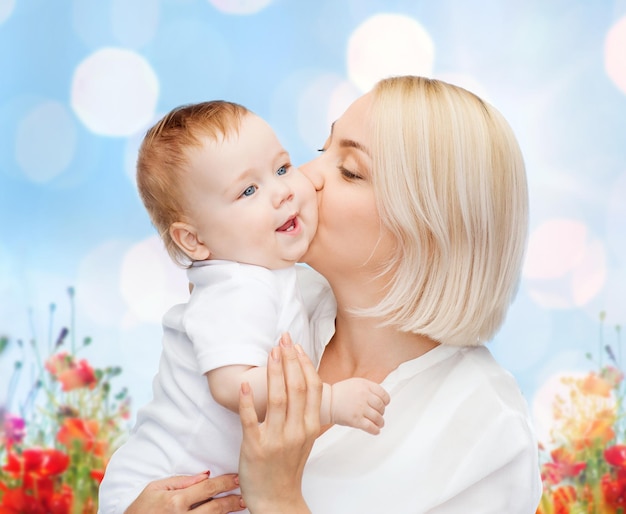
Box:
(605, 15, 626, 95)
(111, 0, 160, 48)
(524, 219, 607, 309)
(524, 219, 589, 280)
(76, 240, 129, 327)
(347, 14, 435, 92)
(120, 236, 188, 324)
(532, 370, 595, 447)
(207, 0, 274, 15)
(15, 101, 77, 184)
(2, 1, 626, 439)
(0, 0, 15, 24)
(297, 74, 360, 152)
(570, 240, 606, 307)
(71, 48, 159, 136)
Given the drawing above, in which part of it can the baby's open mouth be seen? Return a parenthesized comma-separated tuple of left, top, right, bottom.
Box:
(276, 217, 297, 232)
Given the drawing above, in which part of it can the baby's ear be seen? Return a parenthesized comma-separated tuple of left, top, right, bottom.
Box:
(170, 222, 211, 261)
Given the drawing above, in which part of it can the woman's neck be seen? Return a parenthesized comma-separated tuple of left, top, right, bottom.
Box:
(318, 302, 440, 385)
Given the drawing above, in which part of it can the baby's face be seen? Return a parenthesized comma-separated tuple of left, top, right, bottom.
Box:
(181, 113, 318, 269)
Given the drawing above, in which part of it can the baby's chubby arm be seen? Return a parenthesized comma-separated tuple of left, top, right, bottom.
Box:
(323, 379, 390, 435)
(207, 365, 270, 420)
(207, 360, 390, 434)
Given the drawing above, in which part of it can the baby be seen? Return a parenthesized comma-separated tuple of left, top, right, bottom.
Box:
(98, 101, 389, 513)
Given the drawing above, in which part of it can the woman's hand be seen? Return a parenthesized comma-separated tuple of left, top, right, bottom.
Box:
(238, 334, 321, 514)
(125, 472, 244, 513)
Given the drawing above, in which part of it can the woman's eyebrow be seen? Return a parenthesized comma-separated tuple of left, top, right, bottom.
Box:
(339, 138, 370, 157)
(330, 121, 371, 157)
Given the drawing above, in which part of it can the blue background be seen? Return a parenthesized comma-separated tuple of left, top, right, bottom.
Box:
(1, 0, 625, 445)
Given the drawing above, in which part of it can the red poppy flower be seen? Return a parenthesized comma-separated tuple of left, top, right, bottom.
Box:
(602, 472, 626, 509)
(45, 353, 97, 391)
(57, 359, 97, 392)
(47, 484, 73, 514)
(57, 418, 105, 455)
(0, 480, 73, 514)
(3, 447, 69, 477)
(45, 352, 74, 376)
(552, 485, 577, 514)
(90, 469, 105, 484)
(606, 445, 626, 468)
(541, 447, 587, 485)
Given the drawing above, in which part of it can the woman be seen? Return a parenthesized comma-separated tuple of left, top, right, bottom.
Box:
(124, 75, 542, 513)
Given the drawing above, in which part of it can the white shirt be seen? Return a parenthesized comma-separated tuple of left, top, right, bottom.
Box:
(100, 264, 542, 513)
(98, 261, 317, 514)
(297, 267, 542, 513)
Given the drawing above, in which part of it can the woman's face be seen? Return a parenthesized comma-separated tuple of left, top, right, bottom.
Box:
(300, 92, 395, 281)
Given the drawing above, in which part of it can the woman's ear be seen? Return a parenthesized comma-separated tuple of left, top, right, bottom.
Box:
(170, 222, 211, 261)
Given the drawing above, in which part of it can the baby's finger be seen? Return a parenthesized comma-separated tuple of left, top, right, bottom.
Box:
(368, 394, 388, 414)
(365, 408, 385, 430)
(371, 384, 391, 405)
(358, 417, 382, 436)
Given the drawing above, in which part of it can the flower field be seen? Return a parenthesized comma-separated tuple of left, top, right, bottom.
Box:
(0, 288, 130, 513)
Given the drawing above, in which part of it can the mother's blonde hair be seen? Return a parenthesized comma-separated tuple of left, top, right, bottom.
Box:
(365, 76, 528, 346)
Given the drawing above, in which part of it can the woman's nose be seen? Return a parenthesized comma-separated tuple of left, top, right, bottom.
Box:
(300, 159, 324, 191)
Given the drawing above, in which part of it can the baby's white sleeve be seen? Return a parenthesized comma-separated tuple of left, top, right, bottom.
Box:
(184, 267, 280, 374)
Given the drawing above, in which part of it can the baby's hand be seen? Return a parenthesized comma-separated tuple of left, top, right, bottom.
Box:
(330, 378, 390, 435)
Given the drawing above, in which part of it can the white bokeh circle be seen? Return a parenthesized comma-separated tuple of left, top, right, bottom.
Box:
(71, 48, 159, 136)
(605, 15, 626, 95)
(120, 236, 188, 324)
(0, 0, 15, 24)
(532, 370, 597, 446)
(524, 219, 607, 309)
(15, 101, 77, 183)
(207, 0, 273, 15)
(525, 219, 588, 280)
(347, 14, 435, 92)
(297, 75, 361, 152)
(76, 240, 129, 327)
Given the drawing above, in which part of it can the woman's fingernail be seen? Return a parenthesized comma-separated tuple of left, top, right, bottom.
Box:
(280, 334, 293, 347)
(295, 344, 305, 356)
(239, 496, 246, 508)
(241, 382, 251, 395)
(203, 470, 211, 476)
(271, 347, 280, 361)
(234, 475, 240, 485)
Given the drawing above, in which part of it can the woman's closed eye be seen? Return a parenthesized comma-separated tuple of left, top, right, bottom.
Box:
(340, 166, 362, 181)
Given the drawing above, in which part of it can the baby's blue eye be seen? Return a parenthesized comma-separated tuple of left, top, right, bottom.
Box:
(242, 185, 257, 197)
(276, 165, 288, 176)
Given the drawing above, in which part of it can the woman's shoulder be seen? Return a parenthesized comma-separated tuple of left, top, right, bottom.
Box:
(393, 344, 533, 422)
(458, 346, 531, 414)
